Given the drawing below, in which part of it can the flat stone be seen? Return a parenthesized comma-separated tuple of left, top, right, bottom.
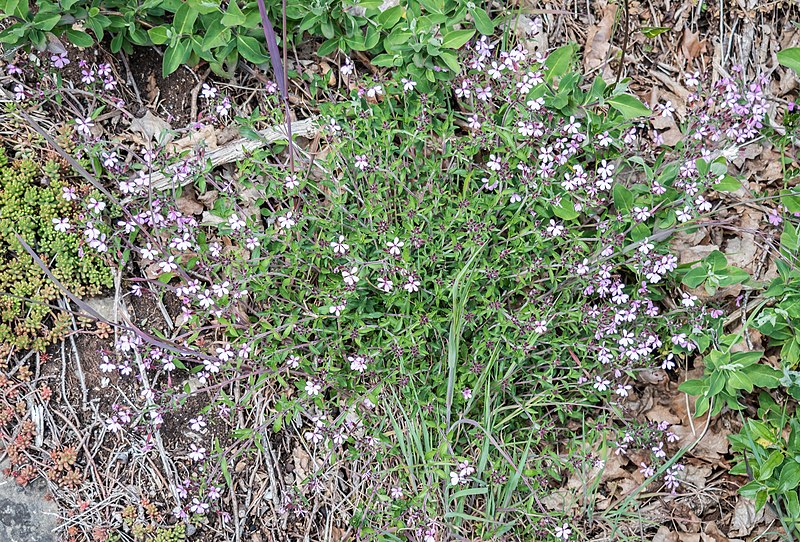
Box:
(0, 468, 59, 542)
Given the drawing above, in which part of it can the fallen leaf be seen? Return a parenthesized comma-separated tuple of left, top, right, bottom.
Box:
(645, 404, 682, 425)
(723, 207, 762, 274)
(701, 522, 729, 542)
(680, 30, 707, 62)
(654, 526, 680, 542)
(652, 113, 684, 146)
(670, 423, 730, 462)
(584, 4, 617, 81)
(176, 185, 204, 215)
(513, 15, 548, 55)
(129, 110, 173, 145)
(729, 497, 763, 537)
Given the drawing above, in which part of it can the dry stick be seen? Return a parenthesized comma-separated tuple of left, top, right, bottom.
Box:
(614, 0, 629, 84)
(61, 297, 89, 407)
(132, 117, 317, 194)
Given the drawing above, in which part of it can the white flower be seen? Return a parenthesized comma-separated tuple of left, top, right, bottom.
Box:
(228, 213, 246, 231)
(284, 174, 299, 189)
(62, 187, 78, 201)
(546, 219, 564, 237)
(201, 83, 217, 99)
(401, 78, 416, 92)
(377, 277, 393, 293)
(681, 292, 698, 307)
(593, 376, 610, 392)
(403, 278, 420, 293)
(555, 523, 572, 540)
(188, 444, 206, 462)
(277, 212, 296, 230)
(533, 320, 547, 334)
(330, 235, 349, 255)
(88, 197, 106, 214)
(386, 237, 404, 256)
(52, 218, 71, 233)
(449, 471, 461, 486)
(286, 355, 301, 369)
(329, 302, 346, 317)
(658, 100, 675, 117)
(190, 498, 209, 514)
(354, 154, 369, 170)
(348, 355, 367, 372)
(158, 257, 178, 273)
(390, 487, 403, 499)
(189, 416, 206, 432)
(342, 267, 359, 286)
(305, 379, 322, 397)
(74, 117, 94, 136)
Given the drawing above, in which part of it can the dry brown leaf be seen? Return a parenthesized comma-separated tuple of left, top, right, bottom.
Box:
(681, 30, 707, 62)
(683, 464, 712, 491)
(670, 423, 730, 462)
(583, 4, 617, 81)
(129, 110, 173, 145)
(176, 185, 204, 216)
(654, 526, 680, 542)
(512, 15, 547, 55)
(723, 207, 762, 274)
(701, 522, 729, 542)
(729, 497, 763, 537)
(599, 454, 628, 483)
(169, 124, 218, 153)
(652, 113, 684, 146)
(645, 404, 682, 425)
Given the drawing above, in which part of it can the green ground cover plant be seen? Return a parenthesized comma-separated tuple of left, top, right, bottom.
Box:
(0, 134, 112, 353)
(0, 0, 494, 81)
(2, 4, 800, 538)
(34, 38, 787, 539)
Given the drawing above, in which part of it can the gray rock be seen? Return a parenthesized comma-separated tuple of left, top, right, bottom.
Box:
(0, 473, 59, 542)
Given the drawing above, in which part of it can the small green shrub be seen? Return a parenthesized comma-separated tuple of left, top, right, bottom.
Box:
(0, 0, 495, 80)
(0, 144, 112, 353)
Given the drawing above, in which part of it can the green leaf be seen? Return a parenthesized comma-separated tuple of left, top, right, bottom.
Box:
(441, 29, 475, 49)
(641, 26, 671, 38)
(681, 266, 707, 288)
(544, 44, 576, 81)
(469, 7, 494, 35)
(778, 47, 800, 75)
(110, 32, 124, 53)
(713, 175, 743, 192)
(607, 93, 651, 119)
(758, 450, 785, 481)
(552, 197, 579, 220)
(727, 371, 753, 393)
(173, 3, 198, 35)
(65, 28, 93, 48)
(221, 0, 247, 26)
(612, 183, 634, 213)
(33, 12, 61, 31)
(746, 365, 782, 389)
(779, 460, 800, 492)
(237, 34, 268, 64)
(782, 223, 800, 254)
(148, 25, 170, 45)
(781, 189, 800, 213)
(162, 39, 190, 76)
(378, 5, 403, 28)
(678, 378, 707, 396)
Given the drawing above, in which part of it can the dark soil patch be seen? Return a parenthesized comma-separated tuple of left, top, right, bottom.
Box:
(125, 46, 199, 129)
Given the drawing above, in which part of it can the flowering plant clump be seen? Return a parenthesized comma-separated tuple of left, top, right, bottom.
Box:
(62, 36, 787, 540)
